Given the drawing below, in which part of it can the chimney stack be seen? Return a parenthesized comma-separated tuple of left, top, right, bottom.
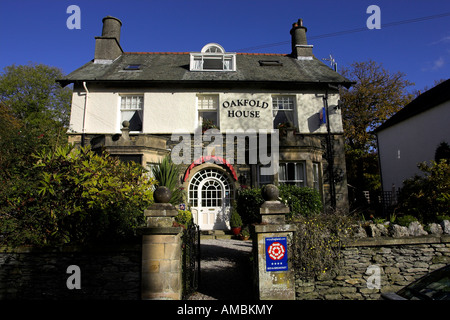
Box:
(290, 19, 313, 60)
(94, 16, 123, 63)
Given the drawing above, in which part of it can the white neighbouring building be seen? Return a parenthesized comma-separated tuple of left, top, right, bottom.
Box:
(59, 16, 353, 230)
(376, 79, 450, 194)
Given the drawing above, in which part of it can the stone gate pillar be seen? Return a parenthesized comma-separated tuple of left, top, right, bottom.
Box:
(138, 187, 184, 300)
(252, 184, 296, 300)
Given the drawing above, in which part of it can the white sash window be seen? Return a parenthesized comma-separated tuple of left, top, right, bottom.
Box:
(273, 96, 296, 129)
(120, 95, 143, 132)
(278, 162, 305, 187)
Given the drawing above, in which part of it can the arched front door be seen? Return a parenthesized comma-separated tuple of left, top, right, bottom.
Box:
(188, 168, 233, 230)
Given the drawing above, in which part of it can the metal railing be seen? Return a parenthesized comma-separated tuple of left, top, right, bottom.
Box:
(181, 223, 200, 299)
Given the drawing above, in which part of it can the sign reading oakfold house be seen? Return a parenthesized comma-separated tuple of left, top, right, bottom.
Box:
(58, 16, 353, 231)
(222, 98, 269, 118)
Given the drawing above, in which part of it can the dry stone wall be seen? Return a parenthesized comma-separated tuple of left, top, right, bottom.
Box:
(0, 245, 141, 300)
(295, 220, 450, 300)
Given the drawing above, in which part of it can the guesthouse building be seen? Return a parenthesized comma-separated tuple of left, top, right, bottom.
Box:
(59, 16, 353, 230)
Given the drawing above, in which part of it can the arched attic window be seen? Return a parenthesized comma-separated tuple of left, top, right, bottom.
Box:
(201, 43, 225, 53)
(190, 43, 236, 71)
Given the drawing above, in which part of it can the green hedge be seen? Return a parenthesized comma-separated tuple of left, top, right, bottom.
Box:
(278, 185, 323, 219)
(236, 185, 323, 224)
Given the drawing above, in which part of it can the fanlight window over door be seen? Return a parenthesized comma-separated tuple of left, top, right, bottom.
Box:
(188, 168, 233, 207)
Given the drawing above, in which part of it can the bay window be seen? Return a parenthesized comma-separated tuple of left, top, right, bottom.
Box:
(278, 162, 305, 187)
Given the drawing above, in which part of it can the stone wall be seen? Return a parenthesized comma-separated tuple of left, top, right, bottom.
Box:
(295, 235, 450, 300)
(0, 244, 141, 300)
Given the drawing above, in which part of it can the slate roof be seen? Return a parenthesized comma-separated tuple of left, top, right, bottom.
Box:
(376, 78, 450, 132)
(58, 52, 353, 88)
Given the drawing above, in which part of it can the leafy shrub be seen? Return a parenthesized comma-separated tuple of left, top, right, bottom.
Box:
(0, 144, 154, 247)
(437, 215, 450, 222)
(397, 160, 449, 223)
(292, 209, 355, 279)
(175, 210, 193, 227)
(279, 185, 323, 220)
(396, 215, 418, 227)
(230, 208, 243, 228)
(236, 187, 264, 225)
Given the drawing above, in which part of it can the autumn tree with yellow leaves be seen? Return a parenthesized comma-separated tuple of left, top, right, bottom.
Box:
(339, 60, 414, 208)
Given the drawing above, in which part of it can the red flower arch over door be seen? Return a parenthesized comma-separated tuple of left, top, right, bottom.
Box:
(183, 156, 238, 182)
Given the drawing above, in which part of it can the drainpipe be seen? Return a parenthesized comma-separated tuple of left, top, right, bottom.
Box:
(323, 87, 336, 210)
(82, 81, 89, 147)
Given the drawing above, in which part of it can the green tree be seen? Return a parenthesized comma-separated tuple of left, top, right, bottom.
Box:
(0, 63, 72, 182)
(0, 63, 71, 128)
(339, 60, 414, 206)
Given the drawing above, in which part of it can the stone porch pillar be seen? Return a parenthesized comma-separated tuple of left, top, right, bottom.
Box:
(252, 184, 296, 300)
(139, 187, 184, 300)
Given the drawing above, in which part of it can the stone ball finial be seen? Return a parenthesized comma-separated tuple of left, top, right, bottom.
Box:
(122, 120, 130, 128)
(153, 186, 172, 203)
(262, 184, 279, 201)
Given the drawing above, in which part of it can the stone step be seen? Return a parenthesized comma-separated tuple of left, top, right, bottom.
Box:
(200, 230, 235, 240)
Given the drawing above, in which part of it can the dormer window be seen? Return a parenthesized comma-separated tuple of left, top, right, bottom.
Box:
(190, 43, 236, 71)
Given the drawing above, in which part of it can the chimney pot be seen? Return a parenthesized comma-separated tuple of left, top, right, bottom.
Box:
(101, 16, 122, 42)
(290, 18, 313, 59)
(94, 16, 123, 63)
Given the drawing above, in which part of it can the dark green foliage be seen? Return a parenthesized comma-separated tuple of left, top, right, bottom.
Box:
(0, 145, 155, 247)
(395, 215, 418, 227)
(397, 160, 449, 223)
(235, 185, 323, 224)
(236, 188, 264, 225)
(0, 63, 71, 185)
(435, 141, 450, 163)
(0, 63, 71, 127)
(230, 208, 243, 228)
(278, 185, 323, 220)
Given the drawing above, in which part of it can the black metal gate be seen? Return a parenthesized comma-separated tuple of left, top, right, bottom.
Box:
(181, 223, 200, 299)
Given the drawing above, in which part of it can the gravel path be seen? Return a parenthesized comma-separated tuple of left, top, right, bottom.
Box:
(188, 239, 254, 300)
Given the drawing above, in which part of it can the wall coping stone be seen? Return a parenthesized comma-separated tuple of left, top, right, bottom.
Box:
(260, 201, 290, 214)
(137, 226, 184, 235)
(144, 203, 178, 217)
(253, 223, 296, 233)
(347, 235, 450, 247)
(0, 243, 141, 254)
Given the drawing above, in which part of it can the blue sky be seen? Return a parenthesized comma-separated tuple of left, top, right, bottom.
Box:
(0, 0, 449, 92)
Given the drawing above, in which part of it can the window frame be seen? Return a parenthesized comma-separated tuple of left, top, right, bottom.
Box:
(278, 161, 306, 187)
(312, 162, 321, 191)
(197, 94, 219, 130)
(119, 94, 144, 133)
(190, 43, 236, 72)
(272, 95, 296, 129)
